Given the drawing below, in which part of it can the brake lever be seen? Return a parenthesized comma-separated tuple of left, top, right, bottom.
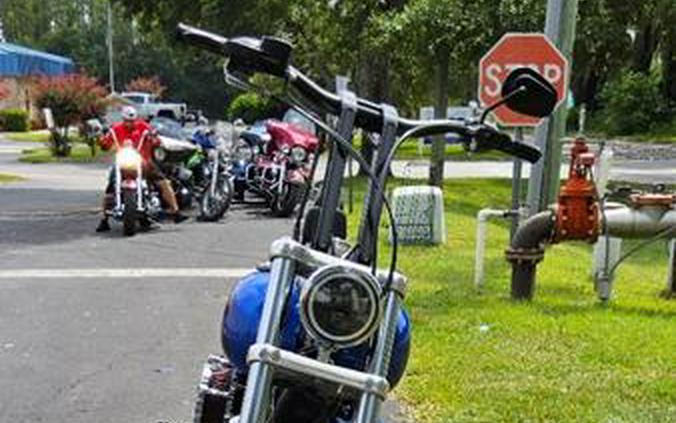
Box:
(465, 125, 542, 163)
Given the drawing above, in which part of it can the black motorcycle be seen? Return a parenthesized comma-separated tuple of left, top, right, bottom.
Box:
(151, 117, 233, 221)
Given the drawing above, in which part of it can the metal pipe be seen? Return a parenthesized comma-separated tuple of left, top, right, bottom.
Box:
(508, 203, 676, 300)
(474, 208, 509, 289)
(506, 210, 556, 299)
(604, 206, 676, 239)
(667, 239, 675, 295)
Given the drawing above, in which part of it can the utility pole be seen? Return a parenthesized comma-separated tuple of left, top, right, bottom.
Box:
(526, 0, 578, 213)
(0, 19, 6, 42)
(107, 1, 116, 93)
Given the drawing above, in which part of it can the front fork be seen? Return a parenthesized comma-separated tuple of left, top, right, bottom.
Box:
(237, 251, 403, 423)
(115, 164, 122, 212)
(113, 162, 144, 214)
(210, 156, 220, 197)
(136, 161, 143, 211)
(237, 256, 296, 423)
(356, 289, 401, 422)
(277, 161, 287, 197)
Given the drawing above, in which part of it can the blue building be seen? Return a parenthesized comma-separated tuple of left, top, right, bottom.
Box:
(0, 42, 74, 114)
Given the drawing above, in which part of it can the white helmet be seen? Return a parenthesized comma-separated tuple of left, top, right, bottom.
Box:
(121, 106, 138, 121)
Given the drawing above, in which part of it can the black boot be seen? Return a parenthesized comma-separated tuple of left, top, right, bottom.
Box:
(172, 212, 189, 224)
(96, 218, 111, 232)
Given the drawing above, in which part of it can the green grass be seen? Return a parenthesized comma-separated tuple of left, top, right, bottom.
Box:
(0, 173, 23, 183)
(2, 131, 51, 143)
(352, 135, 510, 161)
(343, 178, 676, 422)
(19, 143, 108, 164)
(396, 142, 510, 161)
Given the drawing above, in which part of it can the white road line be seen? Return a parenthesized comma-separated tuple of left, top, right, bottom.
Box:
(0, 268, 254, 279)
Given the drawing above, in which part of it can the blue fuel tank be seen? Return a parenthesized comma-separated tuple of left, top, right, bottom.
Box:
(221, 270, 410, 388)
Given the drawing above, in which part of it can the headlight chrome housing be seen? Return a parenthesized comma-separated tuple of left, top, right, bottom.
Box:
(235, 140, 253, 162)
(153, 146, 167, 163)
(291, 146, 307, 164)
(300, 264, 382, 348)
(117, 146, 142, 170)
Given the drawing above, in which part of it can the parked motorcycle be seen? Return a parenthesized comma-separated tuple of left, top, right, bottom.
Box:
(151, 117, 233, 221)
(231, 121, 269, 202)
(251, 119, 318, 217)
(179, 23, 556, 423)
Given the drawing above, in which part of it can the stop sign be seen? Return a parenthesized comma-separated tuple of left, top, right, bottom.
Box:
(478, 33, 568, 127)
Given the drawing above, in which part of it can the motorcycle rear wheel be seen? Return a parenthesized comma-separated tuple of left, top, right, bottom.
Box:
(122, 190, 137, 237)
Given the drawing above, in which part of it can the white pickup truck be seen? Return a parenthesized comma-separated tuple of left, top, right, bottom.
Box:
(119, 91, 187, 121)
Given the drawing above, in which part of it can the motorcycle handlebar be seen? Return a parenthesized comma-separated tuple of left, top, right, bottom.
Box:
(176, 23, 542, 163)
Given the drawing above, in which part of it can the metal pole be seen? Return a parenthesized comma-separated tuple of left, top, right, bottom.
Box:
(107, 1, 115, 94)
(526, 0, 578, 214)
(510, 127, 524, 239)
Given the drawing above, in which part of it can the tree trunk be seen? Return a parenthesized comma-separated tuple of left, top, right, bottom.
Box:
(632, 21, 659, 74)
(429, 50, 449, 187)
(356, 52, 389, 175)
(662, 26, 676, 102)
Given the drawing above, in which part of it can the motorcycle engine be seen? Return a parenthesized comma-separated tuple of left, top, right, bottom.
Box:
(177, 166, 193, 182)
(147, 193, 163, 216)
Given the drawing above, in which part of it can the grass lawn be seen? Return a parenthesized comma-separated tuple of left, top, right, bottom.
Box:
(0, 173, 23, 183)
(2, 131, 51, 143)
(343, 178, 675, 422)
(352, 135, 510, 161)
(396, 142, 510, 161)
(19, 143, 108, 164)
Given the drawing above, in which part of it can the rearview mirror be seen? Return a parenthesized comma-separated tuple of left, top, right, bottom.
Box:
(501, 68, 557, 118)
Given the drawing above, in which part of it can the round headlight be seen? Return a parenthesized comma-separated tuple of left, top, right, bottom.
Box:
(300, 265, 381, 348)
(291, 146, 307, 163)
(153, 147, 167, 162)
(235, 140, 253, 162)
(117, 146, 142, 170)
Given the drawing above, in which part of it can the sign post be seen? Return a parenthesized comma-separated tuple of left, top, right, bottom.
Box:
(528, 0, 578, 213)
(478, 32, 568, 236)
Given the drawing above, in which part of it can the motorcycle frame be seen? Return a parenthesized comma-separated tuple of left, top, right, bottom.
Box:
(111, 132, 145, 218)
(236, 89, 407, 423)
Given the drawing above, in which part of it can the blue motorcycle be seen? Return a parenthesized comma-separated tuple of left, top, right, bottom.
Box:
(178, 24, 556, 423)
(230, 122, 269, 202)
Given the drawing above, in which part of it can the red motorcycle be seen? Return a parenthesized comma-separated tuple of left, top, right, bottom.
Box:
(251, 119, 319, 217)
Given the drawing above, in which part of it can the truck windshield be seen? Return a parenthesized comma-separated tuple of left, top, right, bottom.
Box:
(122, 95, 145, 104)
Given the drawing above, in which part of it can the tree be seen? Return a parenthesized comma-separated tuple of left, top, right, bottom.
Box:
(125, 76, 166, 97)
(32, 74, 108, 156)
(0, 79, 10, 101)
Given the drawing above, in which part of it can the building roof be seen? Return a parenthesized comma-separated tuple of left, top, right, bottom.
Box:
(0, 42, 74, 77)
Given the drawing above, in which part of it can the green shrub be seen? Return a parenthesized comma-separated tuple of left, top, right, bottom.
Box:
(226, 92, 287, 123)
(0, 108, 29, 132)
(599, 71, 667, 136)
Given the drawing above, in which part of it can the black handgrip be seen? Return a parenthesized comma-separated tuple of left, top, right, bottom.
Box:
(177, 23, 291, 77)
(176, 23, 228, 54)
(472, 128, 542, 163)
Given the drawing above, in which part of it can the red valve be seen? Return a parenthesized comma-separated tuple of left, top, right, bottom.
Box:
(553, 138, 600, 242)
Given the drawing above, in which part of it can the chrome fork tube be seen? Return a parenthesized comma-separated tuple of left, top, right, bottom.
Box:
(238, 256, 296, 423)
(136, 162, 143, 210)
(210, 156, 219, 197)
(356, 290, 401, 423)
(115, 163, 121, 209)
(278, 162, 286, 196)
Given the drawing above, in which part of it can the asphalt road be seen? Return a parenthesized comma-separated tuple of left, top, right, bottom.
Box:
(0, 139, 409, 422)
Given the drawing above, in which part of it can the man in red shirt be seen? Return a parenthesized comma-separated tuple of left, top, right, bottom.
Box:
(96, 106, 187, 232)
